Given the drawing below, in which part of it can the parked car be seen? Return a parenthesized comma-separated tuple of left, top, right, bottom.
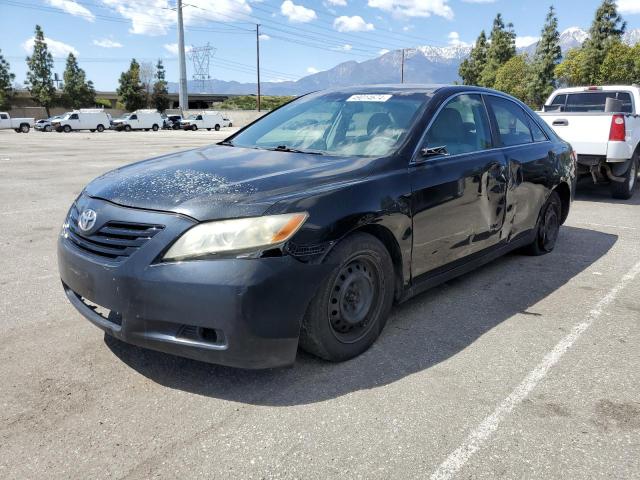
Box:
(34, 115, 64, 132)
(112, 109, 163, 132)
(52, 109, 110, 133)
(0, 112, 34, 133)
(539, 85, 640, 199)
(221, 114, 233, 127)
(58, 85, 575, 369)
(180, 111, 224, 131)
(164, 114, 182, 130)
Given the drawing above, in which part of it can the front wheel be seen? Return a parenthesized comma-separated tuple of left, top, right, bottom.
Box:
(611, 156, 638, 200)
(63, 125, 72, 133)
(45, 125, 52, 132)
(152, 124, 159, 131)
(96, 124, 105, 132)
(214, 124, 220, 131)
(191, 125, 198, 131)
(299, 232, 394, 362)
(523, 191, 562, 256)
(124, 125, 132, 132)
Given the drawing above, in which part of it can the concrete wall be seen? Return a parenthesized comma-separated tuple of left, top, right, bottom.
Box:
(169, 109, 268, 128)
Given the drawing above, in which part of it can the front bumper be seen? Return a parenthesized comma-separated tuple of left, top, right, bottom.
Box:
(58, 197, 330, 369)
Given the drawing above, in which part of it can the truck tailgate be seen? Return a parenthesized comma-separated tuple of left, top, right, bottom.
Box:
(539, 113, 612, 156)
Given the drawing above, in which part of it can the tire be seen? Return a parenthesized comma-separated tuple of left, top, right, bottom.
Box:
(611, 155, 638, 200)
(45, 125, 52, 132)
(152, 124, 159, 131)
(191, 125, 198, 131)
(299, 232, 394, 362)
(207, 128, 211, 131)
(20, 124, 30, 133)
(523, 191, 562, 256)
(228, 123, 232, 127)
(96, 124, 105, 132)
(90, 129, 96, 132)
(63, 125, 72, 133)
(124, 125, 132, 132)
(214, 124, 220, 131)
(14, 128, 20, 133)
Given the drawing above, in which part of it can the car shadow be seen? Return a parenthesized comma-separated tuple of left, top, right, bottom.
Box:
(105, 226, 617, 406)
(575, 177, 640, 206)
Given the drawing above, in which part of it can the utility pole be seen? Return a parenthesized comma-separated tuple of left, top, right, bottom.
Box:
(256, 24, 261, 112)
(401, 49, 405, 84)
(176, 0, 188, 111)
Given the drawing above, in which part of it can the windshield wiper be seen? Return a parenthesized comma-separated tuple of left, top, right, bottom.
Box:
(269, 145, 324, 155)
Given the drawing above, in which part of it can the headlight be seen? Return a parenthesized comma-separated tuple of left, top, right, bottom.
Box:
(163, 212, 308, 261)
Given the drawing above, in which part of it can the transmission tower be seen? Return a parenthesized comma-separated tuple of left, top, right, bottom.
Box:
(189, 43, 217, 93)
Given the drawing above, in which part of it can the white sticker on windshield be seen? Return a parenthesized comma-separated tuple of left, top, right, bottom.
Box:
(346, 94, 393, 102)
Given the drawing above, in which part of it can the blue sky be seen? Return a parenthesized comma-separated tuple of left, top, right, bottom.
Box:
(1, 0, 639, 90)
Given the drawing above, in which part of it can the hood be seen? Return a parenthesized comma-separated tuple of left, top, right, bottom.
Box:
(84, 145, 376, 221)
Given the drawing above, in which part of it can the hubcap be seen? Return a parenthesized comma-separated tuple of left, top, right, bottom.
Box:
(541, 202, 559, 250)
(328, 257, 379, 343)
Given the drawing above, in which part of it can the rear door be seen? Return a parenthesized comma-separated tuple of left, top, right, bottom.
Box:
(409, 93, 508, 278)
(485, 94, 556, 239)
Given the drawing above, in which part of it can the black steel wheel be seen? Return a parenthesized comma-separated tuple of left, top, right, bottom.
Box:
(124, 125, 132, 132)
(96, 124, 105, 132)
(299, 232, 394, 361)
(611, 155, 638, 200)
(214, 124, 220, 131)
(524, 191, 561, 256)
(63, 125, 72, 133)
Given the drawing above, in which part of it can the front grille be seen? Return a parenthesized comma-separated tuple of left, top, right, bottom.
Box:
(66, 205, 164, 261)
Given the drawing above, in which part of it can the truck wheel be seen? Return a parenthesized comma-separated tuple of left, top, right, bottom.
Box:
(14, 128, 20, 133)
(299, 233, 394, 362)
(214, 124, 220, 131)
(152, 124, 159, 131)
(124, 125, 132, 132)
(228, 123, 232, 127)
(20, 124, 30, 133)
(191, 125, 198, 131)
(63, 125, 72, 133)
(611, 155, 638, 200)
(45, 125, 52, 132)
(96, 124, 105, 132)
(207, 128, 211, 131)
(523, 191, 562, 256)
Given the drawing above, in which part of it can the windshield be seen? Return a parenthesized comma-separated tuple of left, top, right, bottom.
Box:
(230, 92, 428, 157)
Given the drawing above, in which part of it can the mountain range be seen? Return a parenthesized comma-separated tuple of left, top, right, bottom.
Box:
(168, 27, 640, 96)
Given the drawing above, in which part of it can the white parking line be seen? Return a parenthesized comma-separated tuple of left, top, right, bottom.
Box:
(430, 259, 640, 480)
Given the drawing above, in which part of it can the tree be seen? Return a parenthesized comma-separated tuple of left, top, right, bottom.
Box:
(0, 49, 15, 110)
(117, 59, 146, 112)
(554, 48, 588, 87)
(480, 14, 516, 87)
(459, 31, 488, 86)
(494, 55, 531, 103)
(139, 60, 154, 107)
(25, 25, 56, 117)
(582, 0, 626, 84)
(61, 53, 96, 109)
(151, 60, 170, 112)
(527, 6, 562, 108)
(597, 41, 640, 85)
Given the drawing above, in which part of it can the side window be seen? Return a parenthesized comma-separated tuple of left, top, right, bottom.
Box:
(424, 94, 492, 156)
(130, 115, 137, 120)
(529, 118, 548, 142)
(0, 114, 8, 119)
(197, 115, 203, 120)
(487, 96, 533, 147)
(549, 94, 566, 107)
(70, 114, 79, 120)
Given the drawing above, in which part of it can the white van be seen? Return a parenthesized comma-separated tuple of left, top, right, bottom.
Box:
(180, 111, 224, 131)
(52, 109, 110, 133)
(112, 109, 163, 132)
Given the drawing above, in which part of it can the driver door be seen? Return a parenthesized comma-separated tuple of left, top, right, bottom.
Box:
(409, 93, 508, 278)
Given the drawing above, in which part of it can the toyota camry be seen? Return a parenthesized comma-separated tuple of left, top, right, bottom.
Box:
(58, 85, 576, 369)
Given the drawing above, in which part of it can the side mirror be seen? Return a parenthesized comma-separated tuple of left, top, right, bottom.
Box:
(420, 145, 449, 157)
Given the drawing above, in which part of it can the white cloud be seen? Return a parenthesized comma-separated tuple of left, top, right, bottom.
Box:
(516, 36, 540, 48)
(93, 38, 123, 48)
(306, 66, 319, 73)
(22, 36, 78, 57)
(448, 31, 470, 47)
(326, 0, 347, 5)
(259, 33, 271, 40)
(332, 43, 353, 51)
(101, 0, 253, 36)
(46, 0, 95, 21)
(379, 48, 390, 55)
(618, 0, 640, 14)
(461, 0, 496, 3)
(281, 0, 317, 23)
(333, 15, 374, 32)
(402, 25, 413, 32)
(367, 0, 453, 20)
(163, 43, 194, 55)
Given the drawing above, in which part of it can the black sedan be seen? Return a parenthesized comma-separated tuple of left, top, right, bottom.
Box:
(58, 85, 576, 369)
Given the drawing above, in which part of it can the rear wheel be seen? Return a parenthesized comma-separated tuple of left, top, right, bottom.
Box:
(63, 125, 72, 133)
(611, 155, 638, 200)
(228, 123, 232, 127)
(524, 191, 562, 256)
(299, 232, 394, 362)
(207, 128, 211, 131)
(214, 124, 220, 131)
(152, 124, 159, 131)
(20, 124, 30, 133)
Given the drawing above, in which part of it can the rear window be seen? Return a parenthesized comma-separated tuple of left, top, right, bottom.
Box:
(553, 91, 633, 113)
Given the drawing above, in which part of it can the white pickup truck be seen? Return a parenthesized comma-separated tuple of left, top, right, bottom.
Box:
(0, 112, 35, 133)
(538, 85, 640, 199)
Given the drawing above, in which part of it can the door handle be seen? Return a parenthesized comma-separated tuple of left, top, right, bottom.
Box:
(552, 119, 568, 126)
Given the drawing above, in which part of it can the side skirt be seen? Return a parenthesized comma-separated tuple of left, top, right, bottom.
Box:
(399, 229, 536, 303)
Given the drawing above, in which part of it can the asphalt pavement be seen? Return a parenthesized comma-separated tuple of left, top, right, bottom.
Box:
(0, 130, 639, 479)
